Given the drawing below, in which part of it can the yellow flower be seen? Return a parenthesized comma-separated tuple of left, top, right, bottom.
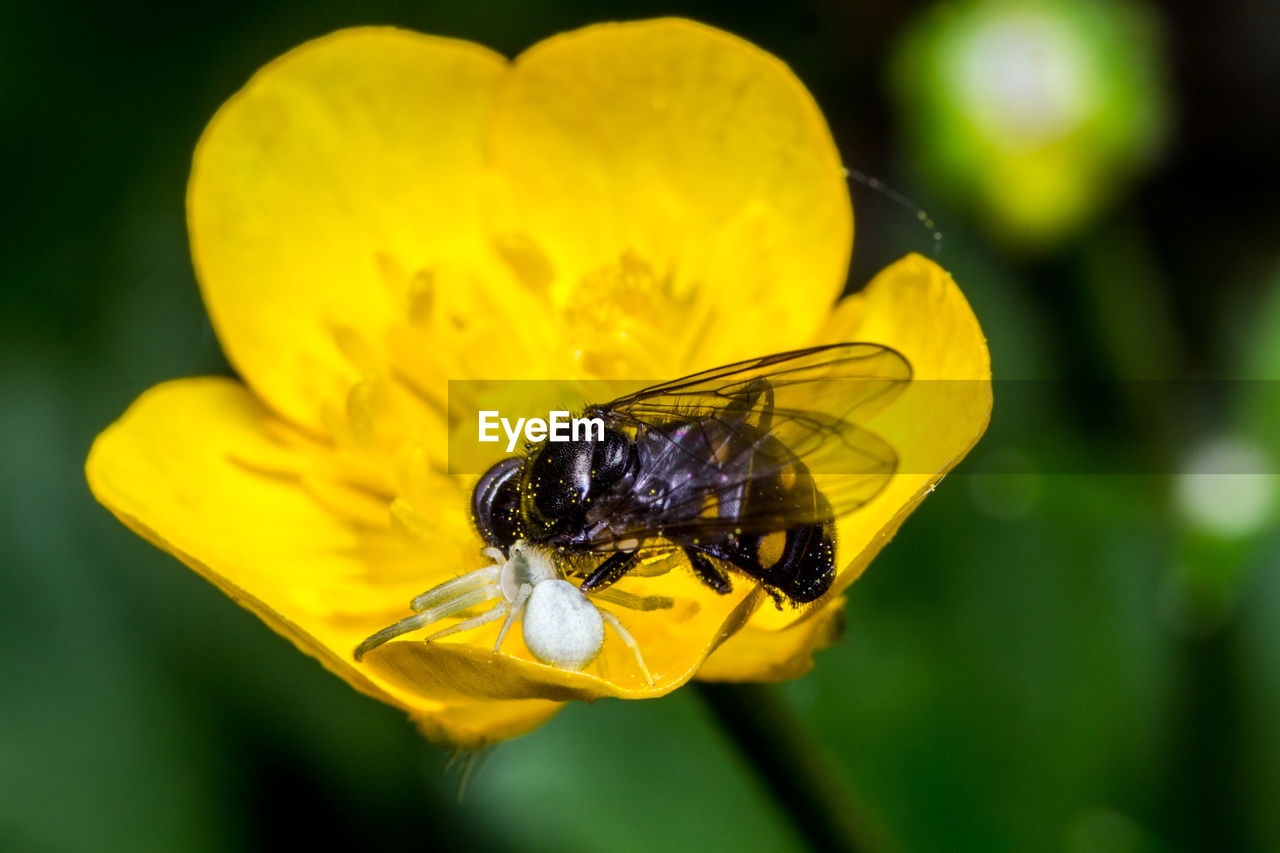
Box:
(86, 19, 991, 747)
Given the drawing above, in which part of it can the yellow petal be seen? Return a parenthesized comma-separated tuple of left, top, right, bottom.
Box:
(695, 597, 848, 682)
(698, 254, 992, 679)
(188, 28, 508, 431)
(487, 19, 852, 371)
(86, 377, 560, 747)
(415, 698, 562, 748)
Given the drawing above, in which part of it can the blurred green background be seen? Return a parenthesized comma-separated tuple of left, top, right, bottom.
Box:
(4, 1, 1279, 851)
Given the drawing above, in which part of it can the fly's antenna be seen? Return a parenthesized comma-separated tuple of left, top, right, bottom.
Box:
(844, 167, 944, 257)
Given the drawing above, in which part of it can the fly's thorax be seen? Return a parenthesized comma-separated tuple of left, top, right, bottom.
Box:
(520, 426, 635, 537)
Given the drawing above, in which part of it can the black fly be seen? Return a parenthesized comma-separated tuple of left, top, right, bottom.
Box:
(471, 343, 911, 607)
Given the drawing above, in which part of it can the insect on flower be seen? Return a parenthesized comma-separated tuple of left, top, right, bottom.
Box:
(355, 540, 665, 685)
(357, 342, 909, 678)
(473, 343, 911, 607)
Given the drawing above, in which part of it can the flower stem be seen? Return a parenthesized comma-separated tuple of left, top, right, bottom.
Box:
(695, 681, 887, 853)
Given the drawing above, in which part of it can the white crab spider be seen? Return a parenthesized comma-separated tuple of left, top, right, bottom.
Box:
(354, 541, 664, 685)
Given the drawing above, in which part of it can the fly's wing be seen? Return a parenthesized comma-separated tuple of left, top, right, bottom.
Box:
(584, 343, 911, 550)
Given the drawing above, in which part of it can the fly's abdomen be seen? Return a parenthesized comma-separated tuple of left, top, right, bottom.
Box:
(703, 451, 838, 604)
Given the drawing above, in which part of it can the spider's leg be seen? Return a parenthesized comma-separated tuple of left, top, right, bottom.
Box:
(411, 563, 502, 612)
(355, 581, 500, 660)
(493, 583, 532, 653)
(600, 609, 654, 687)
(628, 559, 676, 577)
(353, 612, 433, 661)
(425, 600, 509, 641)
(579, 550, 639, 593)
(592, 587, 674, 612)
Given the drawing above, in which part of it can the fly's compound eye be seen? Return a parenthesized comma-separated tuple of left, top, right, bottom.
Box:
(472, 457, 525, 548)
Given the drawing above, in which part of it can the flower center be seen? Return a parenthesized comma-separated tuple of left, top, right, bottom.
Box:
(561, 249, 708, 378)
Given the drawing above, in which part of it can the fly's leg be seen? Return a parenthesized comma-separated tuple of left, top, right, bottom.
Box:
(685, 548, 733, 594)
(579, 550, 640, 593)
